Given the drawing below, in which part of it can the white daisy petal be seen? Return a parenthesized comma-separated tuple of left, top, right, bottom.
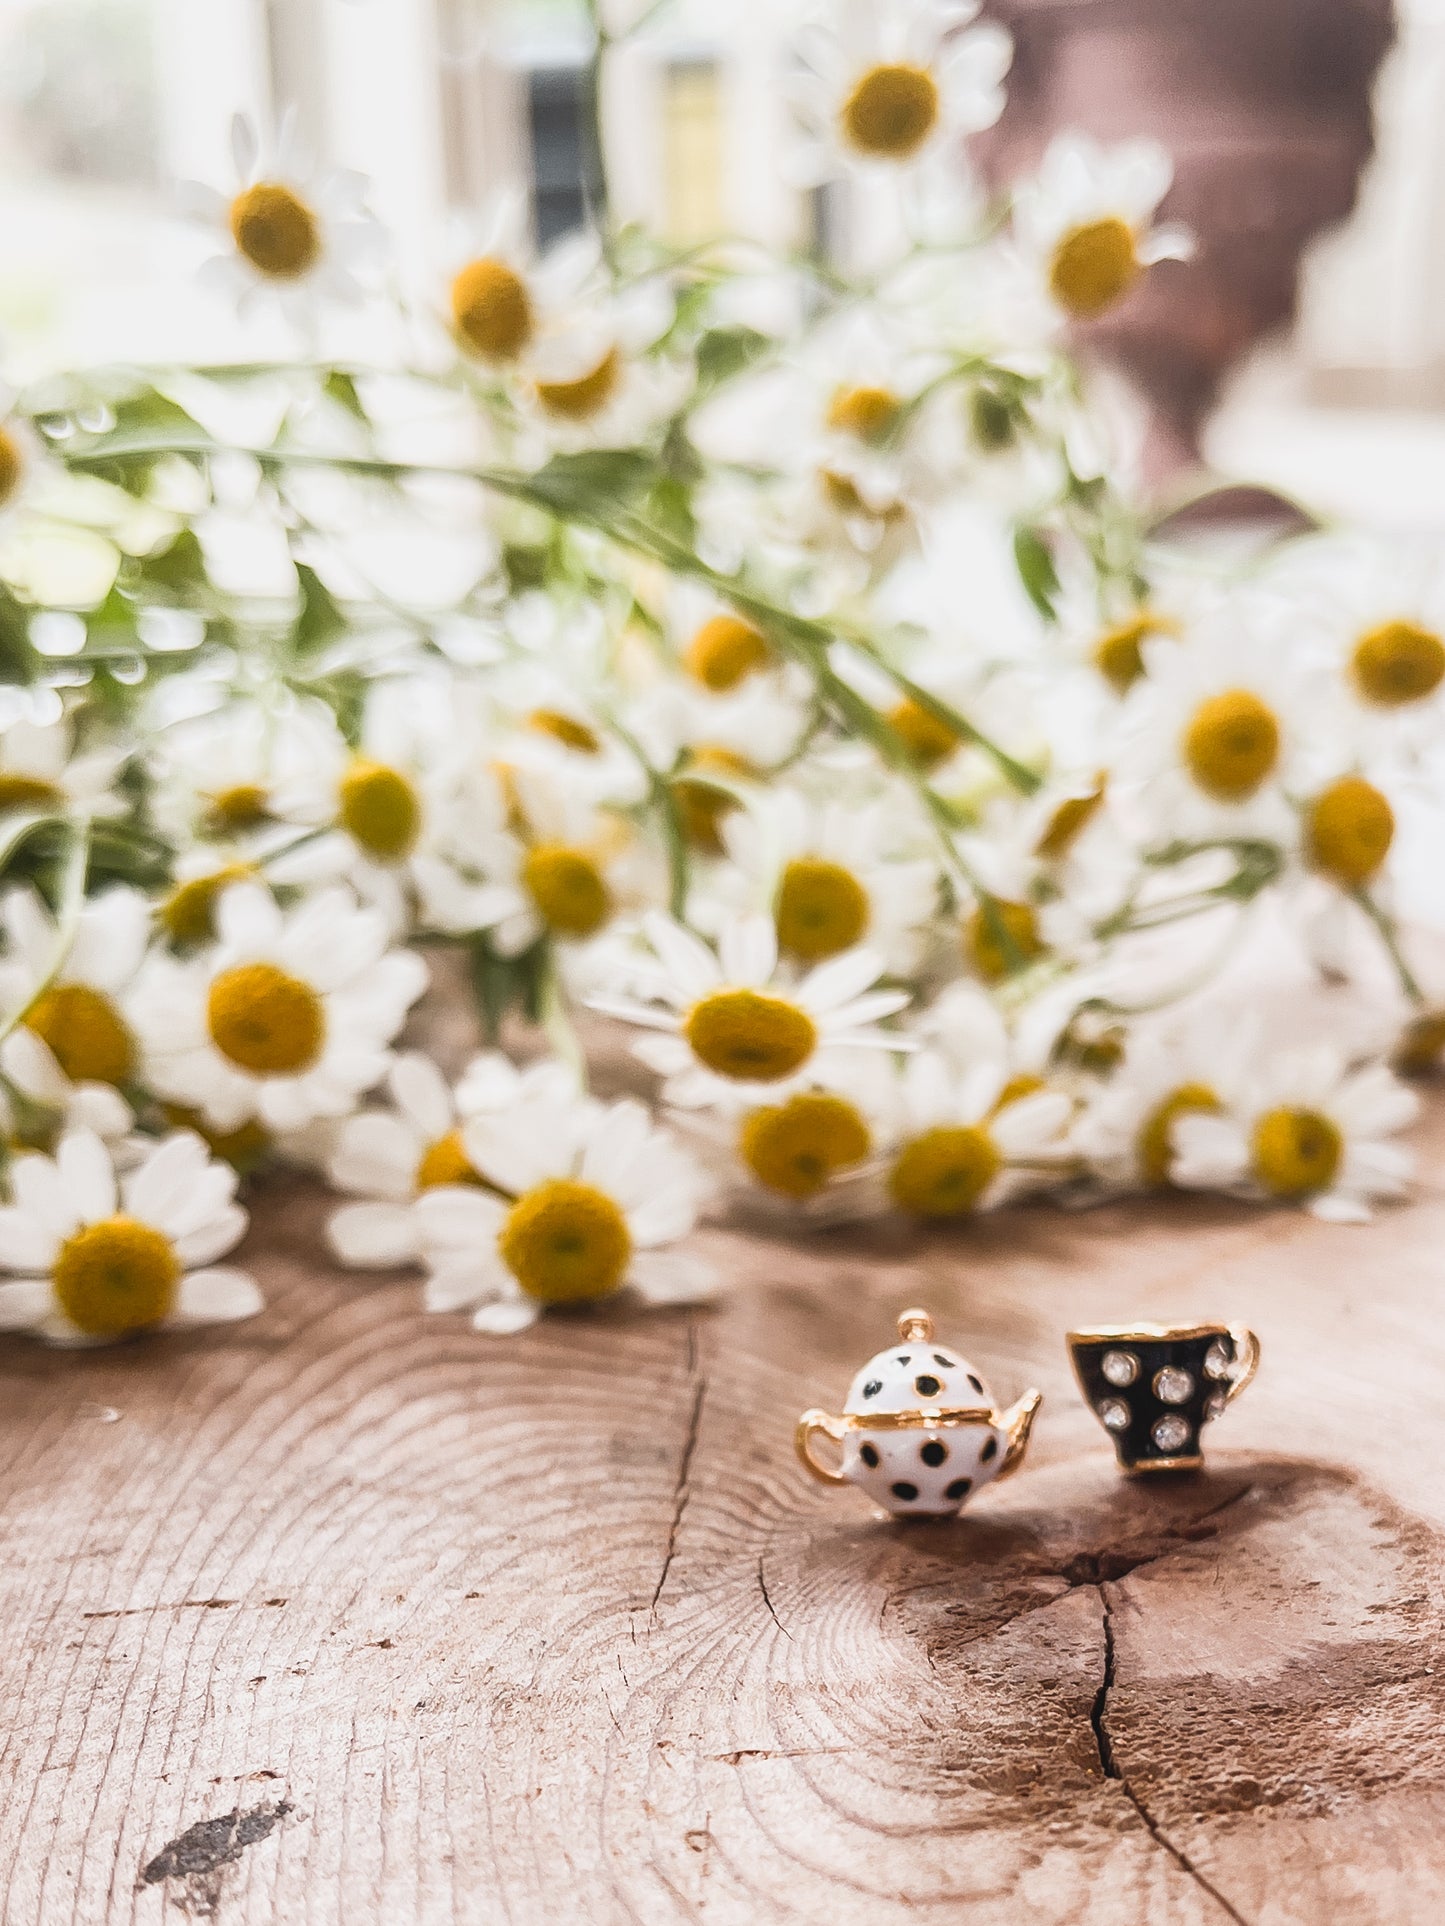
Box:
(171, 1267, 264, 1324)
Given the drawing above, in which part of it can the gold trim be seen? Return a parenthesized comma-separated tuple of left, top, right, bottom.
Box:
(896, 1307, 935, 1342)
(795, 1408, 849, 1485)
(1067, 1321, 1231, 1345)
(996, 1389, 1043, 1481)
(1123, 1454, 1204, 1476)
(841, 1404, 995, 1431)
(1224, 1324, 1260, 1405)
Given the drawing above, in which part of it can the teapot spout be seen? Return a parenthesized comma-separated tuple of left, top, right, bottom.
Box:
(994, 1388, 1043, 1481)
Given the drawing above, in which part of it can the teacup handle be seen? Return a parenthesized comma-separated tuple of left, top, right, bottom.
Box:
(1224, 1325, 1260, 1404)
(795, 1409, 849, 1485)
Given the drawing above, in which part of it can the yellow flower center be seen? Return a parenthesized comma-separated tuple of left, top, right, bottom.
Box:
(0, 425, 25, 508)
(994, 1072, 1045, 1111)
(840, 63, 940, 159)
(1306, 775, 1394, 888)
(415, 1128, 481, 1191)
(1251, 1106, 1342, 1198)
(53, 1215, 180, 1338)
(522, 843, 612, 938)
(887, 697, 960, 771)
(528, 708, 601, 755)
(1395, 1010, 1445, 1076)
(205, 783, 270, 835)
(1350, 620, 1445, 708)
(684, 614, 770, 693)
(967, 899, 1045, 983)
(207, 962, 325, 1076)
(162, 1103, 272, 1174)
(1182, 690, 1280, 802)
(888, 1125, 1001, 1217)
(739, 1092, 870, 1199)
(775, 857, 870, 962)
(672, 775, 740, 854)
(1048, 216, 1141, 319)
(684, 989, 817, 1083)
(27, 984, 135, 1087)
(826, 385, 902, 444)
(450, 256, 533, 360)
(1035, 785, 1105, 861)
(228, 182, 322, 280)
(1137, 1082, 1221, 1187)
(339, 759, 422, 862)
(499, 1177, 631, 1304)
(536, 348, 620, 420)
(160, 864, 254, 946)
(819, 468, 904, 522)
(1093, 610, 1174, 694)
(0, 773, 61, 814)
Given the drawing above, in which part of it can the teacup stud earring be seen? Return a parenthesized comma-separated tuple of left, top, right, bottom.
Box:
(796, 1308, 1043, 1517)
(1068, 1321, 1259, 1474)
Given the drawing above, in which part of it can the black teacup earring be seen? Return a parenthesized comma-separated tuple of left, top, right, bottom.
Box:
(1067, 1321, 1259, 1473)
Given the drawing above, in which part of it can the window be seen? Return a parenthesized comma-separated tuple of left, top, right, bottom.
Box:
(663, 60, 722, 244)
(527, 63, 603, 247)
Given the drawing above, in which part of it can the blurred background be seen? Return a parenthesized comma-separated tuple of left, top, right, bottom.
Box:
(0, 0, 1440, 525)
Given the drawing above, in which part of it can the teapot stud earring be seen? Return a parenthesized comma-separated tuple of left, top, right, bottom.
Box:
(796, 1308, 1043, 1517)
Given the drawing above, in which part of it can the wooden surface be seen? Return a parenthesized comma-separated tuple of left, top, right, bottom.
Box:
(3, 1086, 1445, 1924)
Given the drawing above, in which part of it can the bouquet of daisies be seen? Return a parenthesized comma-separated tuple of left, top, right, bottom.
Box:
(0, 0, 1432, 1346)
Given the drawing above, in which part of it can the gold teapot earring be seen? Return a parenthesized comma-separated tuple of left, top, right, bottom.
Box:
(796, 1308, 1043, 1517)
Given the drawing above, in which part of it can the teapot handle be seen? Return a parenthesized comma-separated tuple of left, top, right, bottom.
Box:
(1225, 1325, 1260, 1403)
(795, 1409, 849, 1485)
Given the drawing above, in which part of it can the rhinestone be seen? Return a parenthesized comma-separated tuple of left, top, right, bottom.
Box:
(1204, 1341, 1232, 1381)
(1153, 1365, 1194, 1405)
(1099, 1397, 1131, 1431)
(1205, 1389, 1227, 1420)
(1152, 1413, 1192, 1453)
(1101, 1349, 1139, 1387)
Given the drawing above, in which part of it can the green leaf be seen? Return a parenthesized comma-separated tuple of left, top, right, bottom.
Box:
(105, 387, 204, 447)
(468, 933, 548, 1040)
(525, 449, 655, 519)
(292, 563, 346, 657)
(694, 325, 770, 391)
(1013, 524, 1061, 622)
(323, 370, 367, 420)
(647, 476, 696, 546)
(133, 528, 209, 603)
(0, 587, 37, 684)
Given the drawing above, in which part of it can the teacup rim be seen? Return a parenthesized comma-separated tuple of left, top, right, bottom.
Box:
(1067, 1322, 1232, 1346)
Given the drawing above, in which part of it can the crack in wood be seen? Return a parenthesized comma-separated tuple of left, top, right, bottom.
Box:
(1091, 1584, 1251, 1926)
(757, 1557, 792, 1640)
(648, 1331, 707, 1619)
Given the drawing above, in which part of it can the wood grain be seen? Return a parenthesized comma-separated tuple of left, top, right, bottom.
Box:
(2, 1075, 1444, 1924)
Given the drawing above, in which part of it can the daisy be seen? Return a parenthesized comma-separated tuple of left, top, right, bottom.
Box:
(1071, 1017, 1255, 1192)
(1275, 536, 1445, 757)
(790, 0, 1012, 182)
(0, 710, 124, 824)
(187, 113, 381, 325)
(717, 784, 938, 972)
(325, 1049, 582, 1268)
(415, 1089, 715, 1334)
(0, 886, 151, 1094)
(589, 909, 914, 1107)
(882, 1049, 1072, 1218)
(0, 1024, 135, 1158)
(0, 1127, 261, 1346)
(148, 696, 342, 851)
(1170, 1045, 1418, 1223)
(131, 881, 428, 1134)
(441, 190, 537, 365)
(1013, 134, 1193, 323)
(461, 766, 663, 958)
(0, 403, 40, 528)
(1112, 616, 1312, 841)
(268, 678, 517, 937)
